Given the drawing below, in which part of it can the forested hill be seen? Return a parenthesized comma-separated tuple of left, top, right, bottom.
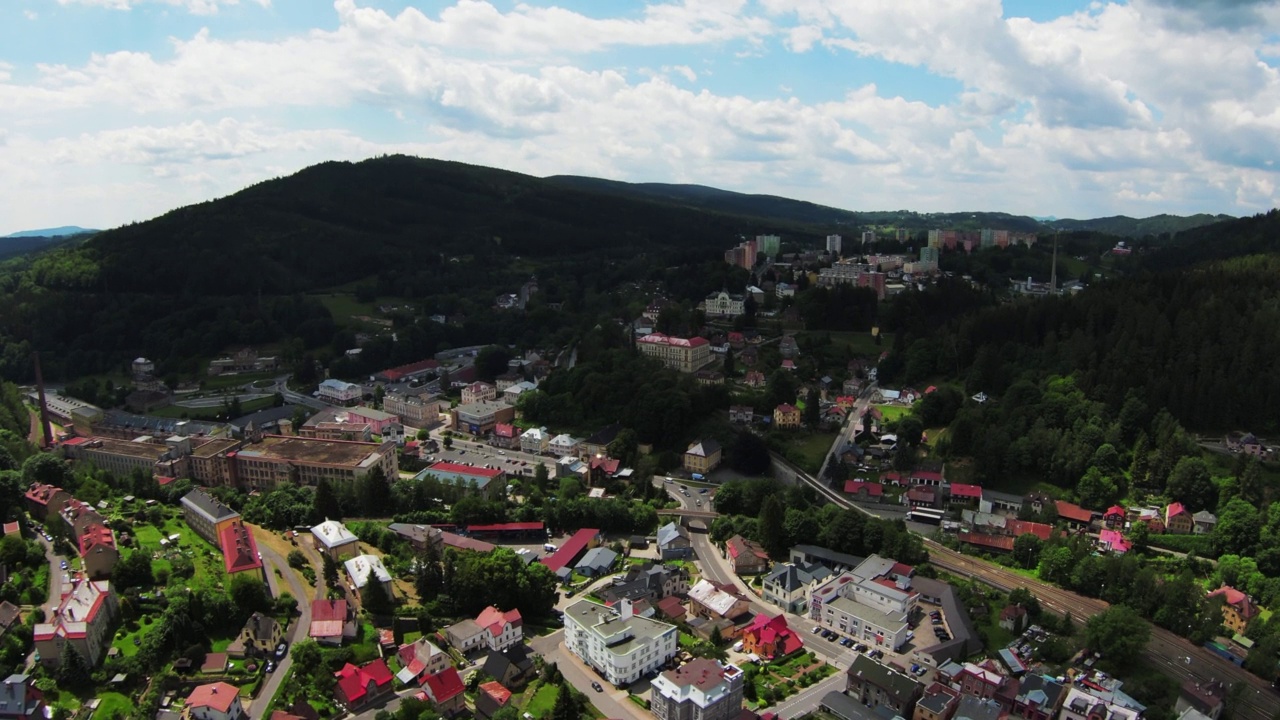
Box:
(884, 210, 1280, 434)
(31, 155, 814, 298)
(1052, 213, 1233, 238)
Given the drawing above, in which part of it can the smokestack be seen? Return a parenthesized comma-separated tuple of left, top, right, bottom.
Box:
(33, 352, 53, 449)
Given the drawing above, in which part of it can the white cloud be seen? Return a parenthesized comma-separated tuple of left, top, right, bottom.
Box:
(24, 10, 38, 20)
(1, 0, 1278, 230)
(56, 0, 270, 14)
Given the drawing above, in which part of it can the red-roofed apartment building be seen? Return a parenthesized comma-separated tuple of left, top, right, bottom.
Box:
(1054, 500, 1094, 530)
(310, 599, 357, 646)
(219, 520, 264, 578)
(422, 668, 466, 717)
(1165, 502, 1194, 534)
(637, 333, 712, 373)
(24, 483, 71, 521)
(33, 578, 119, 668)
(1209, 585, 1260, 634)
(476, 681, 512, 720)
(334, 660, 395, 711)
(741, 614, 804, 659)
(186, 682, 246, 720)
(726, 535, 770, 575)
(78, 522, 119, 580)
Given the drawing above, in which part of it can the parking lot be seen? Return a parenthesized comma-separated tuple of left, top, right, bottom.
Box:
(424, 433, 558, 480)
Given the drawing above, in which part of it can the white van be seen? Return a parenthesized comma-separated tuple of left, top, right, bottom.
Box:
(544, 543, 557, 552)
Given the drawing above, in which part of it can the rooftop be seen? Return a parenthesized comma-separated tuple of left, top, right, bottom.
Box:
(311, 519, 359, 549)
(638, 333, 709, 348)
(344, 555, 393, 588)
(219, 521, 263, 575)
(565, 599, 677, 655)
(186, 682, 240, 714)
(180, 488, 240, 524)
(234, 435, 388, 468)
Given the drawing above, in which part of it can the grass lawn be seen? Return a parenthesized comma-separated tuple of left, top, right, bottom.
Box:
(788, 432, 839, 474)
(111, 623, 154, 658)
(817, 330, 892, 356)
(150, 396, 274, 420)
(134, 525, 164, 550)
(874, 404, 910, 423)
(349, 620, 382, 664)
(200, 371, 277, 391)
(524, 682, 559, 719)
(91, 692, 133, 720)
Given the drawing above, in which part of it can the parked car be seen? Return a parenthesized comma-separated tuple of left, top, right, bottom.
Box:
(591, 682, 604, 693)
(812, 626, 823, 634)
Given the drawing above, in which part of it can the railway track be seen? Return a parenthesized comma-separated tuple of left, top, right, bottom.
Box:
(775, 453, 1279, 720)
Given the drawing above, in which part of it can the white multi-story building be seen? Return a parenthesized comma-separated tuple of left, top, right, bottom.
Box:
(650, 658, 745, 720)
(564, 599, 678, 686)
(310, 519, 360, 560)
(318, 379, 363, 406)
(826, 235, 842, 254)
(1058, 687, 1142, 720)
(861, 230, 876, 246)
(637, 334, 712, 373)
(807, 555, 916, 650)
(521, 428, 550, 455)
(474, 606, 523, 652)
(549, 434, 581, 458)
(461, 382, 497, 406)
(755, 235, 781, 258)
(344, 555, 394, 603)
(382, 389, 445, 426)
(33, 579, 119, 668)
(703, 291, 745, 319)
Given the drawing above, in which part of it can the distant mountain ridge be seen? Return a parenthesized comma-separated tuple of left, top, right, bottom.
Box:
(545, 175, 1229, 237)
(3, 225, 97, 238)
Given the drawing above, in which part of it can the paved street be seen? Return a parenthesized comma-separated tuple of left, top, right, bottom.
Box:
(771, 672, 845, 718)
(25, 535, 67, 669)
(251, 537, 315, 716)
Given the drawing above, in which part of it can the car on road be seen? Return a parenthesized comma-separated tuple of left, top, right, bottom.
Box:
(812, 626, 823, 634)
(265, 660, 276, 673)
(275, 642, 288, 659)
(699, 488, 708, 494)
(854, 643, 868, 652)
(591, 682, 604, 693)
(665, 478, 674, 483)
(868, 650, 884, 659)
(60, 560, 68, 570)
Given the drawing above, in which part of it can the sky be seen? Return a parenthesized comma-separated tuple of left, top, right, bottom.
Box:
(1, 0, 1278, 233)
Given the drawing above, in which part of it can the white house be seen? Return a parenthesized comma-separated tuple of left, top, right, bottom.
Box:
(549, 434, 581, 458)
(344, 555, 394, 603)
(563, 599, 678, 686)
(474, 606, 523, 652)
(185, 682, 246, 720)
(310, 519, 360, 560)
(318, 379, 363, 406)
(521, 428, 550, 455)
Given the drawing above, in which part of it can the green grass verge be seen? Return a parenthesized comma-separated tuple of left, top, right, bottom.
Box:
(524, 682, 559, 719)
(91, 692, 133, 720)
(786, 432, 839, 474)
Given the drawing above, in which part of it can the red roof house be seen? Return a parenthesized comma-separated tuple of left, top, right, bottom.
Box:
(2, 521, 19, 537)
(334, 660, 394, 710)
(1005, 519, 1053, 541)
(726, 535, 769, 574)
(1165, 502, 1194, 534)
(1097, 529, 1131, 554)
(742, 614, 803, 659)
(186, 682, 245, 720)
(656, 596, 687, 621)
(476, 681, 512, 720)
(219, 520, 263, 576)
(1103, 506, 1127, 528)
(422, 668, 466, 716)
(844, 480, 884, 498)
(309, 598, 354, 645)
(948, 484, 983, 503)
(540, 528, 600, 573)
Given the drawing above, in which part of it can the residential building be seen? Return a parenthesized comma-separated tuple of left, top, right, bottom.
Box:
(344, 555, 394, 604)
(77, 521, 118, 580)
(333, 660, 395, 711)
(474, 606, 524, 652)
(812, 590, 909, 650)
(744, 370, 766, 388)
(1058, 686, 1141, 720)
(728, 406, 754, 424)
(1176, 679, 1226, 720)
(445, 619, 485, 654)
(23, 483, 71, 522)
(725, 239, 758, 270)
(382, 388, 445, 426)
(789, 545, 866, 574)
(955, 660, 1008, 699)
(33, 579, 119, 668)
(756, 234, 781, 257)
(1193, 511, 1218, 535)
(999, 605, 1029, 633)
(602, 563, 690, 605)
(740, 614, 803, 660)
(563, 599, 679, 686)
(415, 462, 505, 499)
(318, 379, 363, 407)
(1208, 585, 1259, 634)
(208, 348, 280, 376)
(827, 235, 843, 254)
(658, 522, 693, 559)
(845, 654, 922, 716)
(1012, 674, 1066, 720)
(844, 480, 884, 503)
(185, 683, 246, 720)
(1165, 503, 1194, 534)
(914, 683, 960, 720)
(0, 603, 21, 639)
(549, 434, 581, 457)
(650, 658, 745, 720)
(451, 401, 516, 437)
(219, 520, 263, 577)
(462, 382, 497, 405)
(395, 636, 451, 685)
(422, 667, 466, 716)
(688, 580, 750, 623)
(476, 681, 513, 720)
(491, 423, 519, 449)
(1054, 500, 1094, 530)
(309, 599, 357, 646)
(955, 695, 1003, 720)
(683, 439, 722, 475)
(311, 519, 360, 560)
(228, 612, 283, 659)
(482, 645, 536, 689)
(520, 428, 550, 455)
(704, 291, 746, 319)
(0, 674, 45, 720)
(637, 333, 713, 373)
(762, 562, 831, 614)
(725, 535, 769, 575)
(576, 547, 619, 577)
(773, 404, 801, 429)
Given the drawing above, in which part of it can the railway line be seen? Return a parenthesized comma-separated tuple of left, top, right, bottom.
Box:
(774, 452, 1279, 720)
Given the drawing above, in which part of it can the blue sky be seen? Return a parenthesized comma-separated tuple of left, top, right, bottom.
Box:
(1, 0, 1278, 232)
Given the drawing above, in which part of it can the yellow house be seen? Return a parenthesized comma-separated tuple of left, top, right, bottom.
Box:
(774, 404, 801, 429)
(1209, 585, 1259, 634)
(683, 440, 722, 475)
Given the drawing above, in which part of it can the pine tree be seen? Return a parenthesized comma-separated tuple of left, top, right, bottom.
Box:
(56, 644, 91, 690)
(314, 477, 343, 521)
(361, 576, 394, 616)
(552, 678, 581, 720)
(322, 553, 340, 590)
(757, 495, 787, 558)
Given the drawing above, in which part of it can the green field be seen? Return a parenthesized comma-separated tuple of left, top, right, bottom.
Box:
(875, 404, 910, 423)
(91, 692, 133, 720)
(315, 293, 413, 329)
(201, 371, 277, 391)
(819, 331, 892, 356)
(523, 682, 560, 719)
(149, 396, 275, 420)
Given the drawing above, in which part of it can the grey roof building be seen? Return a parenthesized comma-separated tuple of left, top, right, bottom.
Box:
(845, 654, 922, 716)
(761, 562, 830, 614)
(179, 488, 240, 545)
(789, 544, 866, 573)
(657, 521, 692, 559)
(954, 695, 1003, 720)
(602, 563, 689, 604)
(575, 547, 619, 577)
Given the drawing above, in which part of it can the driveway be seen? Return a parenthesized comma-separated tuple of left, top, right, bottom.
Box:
(25, 535, 67, 669)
